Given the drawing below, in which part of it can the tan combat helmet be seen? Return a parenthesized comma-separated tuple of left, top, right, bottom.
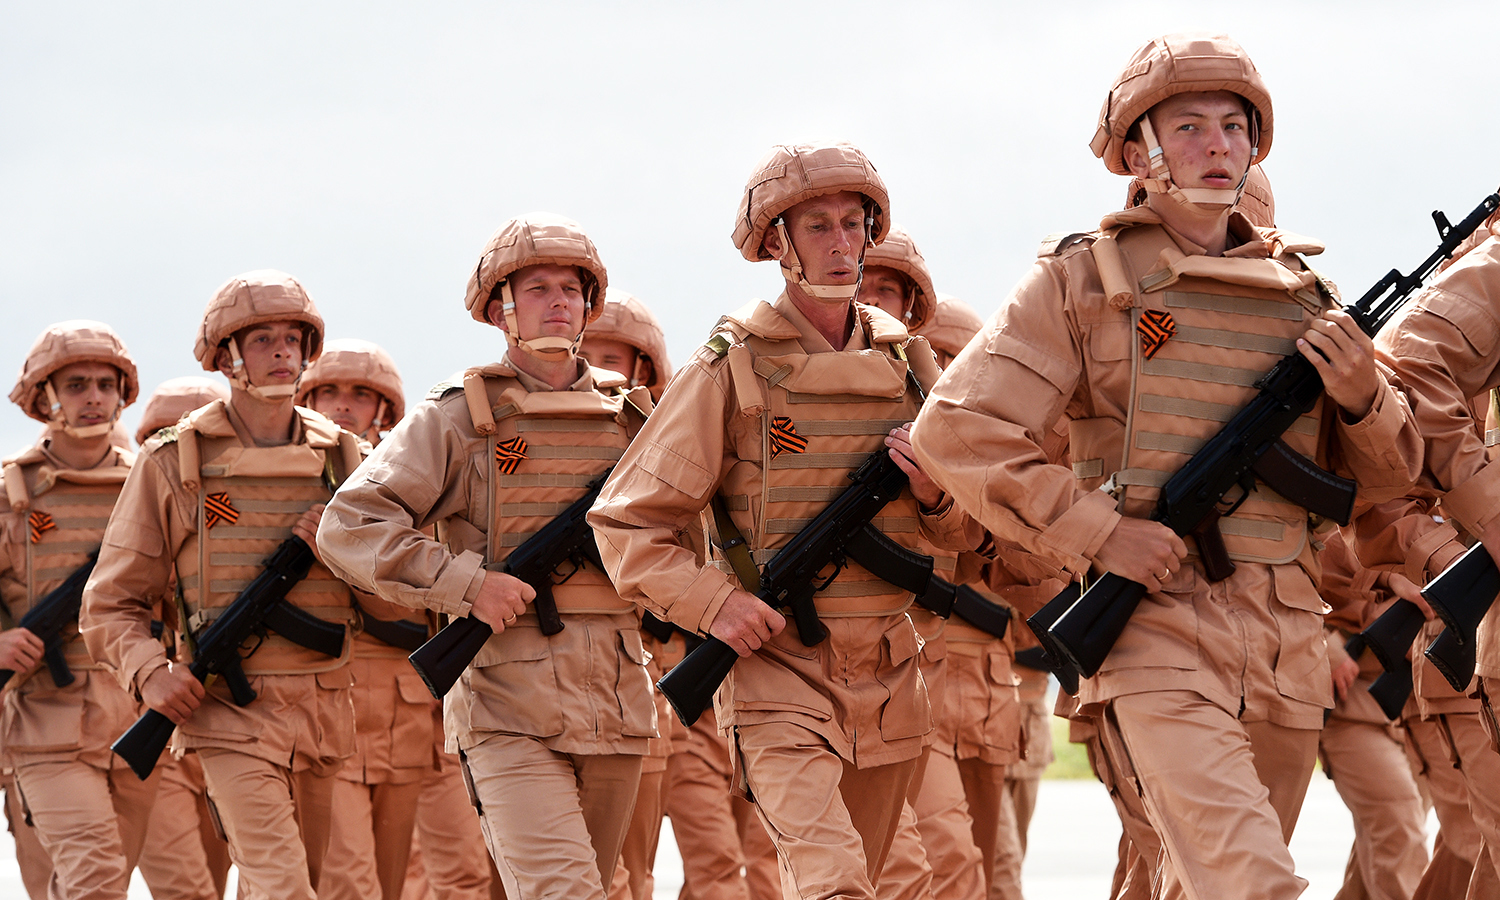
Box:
(1126, 163, 1275, 228)
(917, 295, 984, 366)
(193, 270, 325, 402)
(463, 213, 608, 362)
(135, 376, 230, 446)
(859, 225, 936, 332)
(10, 320, 139, 439)
(585, 290, 674, 400)
(294, 338, 406, 442)
(732, 141, 891, 303)
(1091, 33, 1272, 218)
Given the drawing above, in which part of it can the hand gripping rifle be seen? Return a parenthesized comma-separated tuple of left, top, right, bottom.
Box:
(407, 468, 612, 699)
(1028, 192, 1500, 680)
(0, 549, 99, 689)
(112, 536, 346, 780)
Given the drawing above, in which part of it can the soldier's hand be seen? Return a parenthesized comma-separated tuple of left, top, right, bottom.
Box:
(293, 504, 326, 565)
(887, 424, 943, 510)
(1299, 309, 1379, 420)
(142, 662, 205, 725)
(708, 590, 786, 657)
(1093, 517, 1189, 595)
(1331, 654, 1359, 703)
(1385, 571, 1436, 621)
(470, 571, 534, 633)
(0, 627, 44, 675)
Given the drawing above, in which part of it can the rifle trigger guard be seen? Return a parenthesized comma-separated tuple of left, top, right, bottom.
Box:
(814, 553, 846, 592)
(1217, 472, 1257, 519)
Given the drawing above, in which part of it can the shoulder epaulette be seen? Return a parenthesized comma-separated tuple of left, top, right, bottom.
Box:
(1038, 232, 1096, 258)
(703, 333, 734, 359)
(154, 425, 180, 445)
(427, 380, 463, 400)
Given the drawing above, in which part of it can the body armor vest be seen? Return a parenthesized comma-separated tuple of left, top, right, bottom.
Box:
(1073, 224, 1332, 567)
(173, 403, 359, 674)
(461, 370, 642, 616)
(710, 301, 938, 617)
(2, 448, 132, 677)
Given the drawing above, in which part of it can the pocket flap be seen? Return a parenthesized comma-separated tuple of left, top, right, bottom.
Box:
(397, 674, 433, 705)
(885, 620, 920, 667)
(472, 626, 552, 668)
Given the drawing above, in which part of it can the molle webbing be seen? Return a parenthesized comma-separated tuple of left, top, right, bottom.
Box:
(22, 479, 122, 671)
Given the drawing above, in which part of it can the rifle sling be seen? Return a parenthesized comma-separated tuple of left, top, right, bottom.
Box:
(358, 609, 428, 653)
(711, 494, 762, 592)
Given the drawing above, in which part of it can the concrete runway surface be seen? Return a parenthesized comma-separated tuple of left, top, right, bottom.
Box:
(0, 768, 1424, 899)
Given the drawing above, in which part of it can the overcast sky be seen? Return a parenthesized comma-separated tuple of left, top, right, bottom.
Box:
(3, 1, 1497, 452)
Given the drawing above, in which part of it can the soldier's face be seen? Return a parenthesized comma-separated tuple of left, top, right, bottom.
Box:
(43, 362, 121, 428)
(228, 321, 306, 388)
(773, 192, 867, 287)
(307, 383, 381, 434)
(859, 266, 910, 320)
(492, 264, 587, 343)
(580, 337, 641, 382)
(1128, 91, 1253, 191)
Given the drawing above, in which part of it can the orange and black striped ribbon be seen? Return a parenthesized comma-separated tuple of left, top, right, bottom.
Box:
(1137, 308, 1177, 360)
(769, 416, 808, 460)
(495, 437, 528, 475)
(27, 511, 56, 544)
(204, 492, 240, 529)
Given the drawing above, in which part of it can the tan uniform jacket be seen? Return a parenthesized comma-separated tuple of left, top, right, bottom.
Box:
(589, 294, 984, 769)
(318, 357, 656, 757)
(81, 400, 360, 769)
(913, 210, 1421, 730)
(1, 443, 140, 768)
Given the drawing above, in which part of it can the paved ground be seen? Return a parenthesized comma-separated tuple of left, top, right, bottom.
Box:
(1, 768, 1406, 899)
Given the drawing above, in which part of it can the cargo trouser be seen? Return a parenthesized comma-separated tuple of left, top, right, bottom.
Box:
(4, 775, 52, 899)
(461, 732, 642, 899)
(735, 720, 917, 900)
(1404, 715, 1483, 900)
(910, 746, 985, 900)
(197, 748, 337, 900)
(1005, 665, 1052, 857)
(322, 778, 425, 899)
(1108, 690, 1317, 900)
(1445, 684, 1500, 900)
(400, 736, 497, 900)
(135, 752, 231, 900)
(874, 799, 933, 900)
(607, 764, 665, 900)
(11, 756, 160, 900)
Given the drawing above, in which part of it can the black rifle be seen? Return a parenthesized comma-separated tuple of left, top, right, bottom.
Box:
(658, 450, 932, 728)
(1031, 192, 1500, 679)
(358, 610, 429, 653)
(836, 525, 1013, 641)
(1350, 611, 1420, 719)
(1421, 543, 1499, 687)
(0, 550, 99, 689)
(408, 469, 612, 699)
(112, 537, 346, 780)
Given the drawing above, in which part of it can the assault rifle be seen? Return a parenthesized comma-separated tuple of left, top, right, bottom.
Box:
(113, 536, 346, 780)
(1421, 543, 1500, 690)
(0, 550, 99, 689)
(408, 468, 612, 699)
(1030, 192, 1500, 679)
(1354, 602, 1423, 719)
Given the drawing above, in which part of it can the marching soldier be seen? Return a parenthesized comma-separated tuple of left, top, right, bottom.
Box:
(0, 321, 155, 900)
(911, 33, 1421, 897)
(82, 271, 364, 899)
(588, 140, 983, 899)
(317, 213, 657, 899)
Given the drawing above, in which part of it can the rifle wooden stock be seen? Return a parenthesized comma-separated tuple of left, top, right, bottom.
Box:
(1421, 542, 1499, 646)
(1360, 600, 1425, 675)
(1425, 625, 1476, 693)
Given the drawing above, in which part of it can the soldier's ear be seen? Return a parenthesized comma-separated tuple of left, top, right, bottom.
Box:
(762, 225, 785, 261)
(213, 345, 234, 376)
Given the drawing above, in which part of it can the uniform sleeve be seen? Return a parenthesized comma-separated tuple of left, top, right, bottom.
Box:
(912, 257, 1117, 579)
(1350, 495, 1464, 588)
(1323, 364, 1423, 504)
(318, 399, 488, 618)
(589, 354, 740, 635)
(81, 449, 187, 697)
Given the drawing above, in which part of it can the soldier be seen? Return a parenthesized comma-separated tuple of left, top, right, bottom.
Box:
(81, 271, 364, 900)
(0, 321, 154, 900)
(317, 213, 657, 899)
(290, 338, 442, 900)
(911, 33, 1421, 898)
(129, 376, 235, 900)
(588, 140, 983, 899)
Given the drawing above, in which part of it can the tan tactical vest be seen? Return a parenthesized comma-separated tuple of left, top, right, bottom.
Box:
(2, 447, 132, 677)
(1071, 224, 1334, 568)
(709, 301, 940, 617)
(172, 403, 361, 674)
(458, 367, 648, 616)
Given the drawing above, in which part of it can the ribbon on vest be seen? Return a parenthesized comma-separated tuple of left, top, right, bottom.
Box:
(1137, 308, 1177, 360)
(768, 416, 808, 460)
(27, 511, 56, 544)
(494, 436, 528, 475)
(203, 492, 240, 529)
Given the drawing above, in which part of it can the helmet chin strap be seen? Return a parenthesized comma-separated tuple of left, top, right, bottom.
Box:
(1136, 117, 1250, 234)
(772, 216, 871, 303)
(226, 338, 300, 402)
(499, 280, 583, 362)
(42, 381, 116, 440)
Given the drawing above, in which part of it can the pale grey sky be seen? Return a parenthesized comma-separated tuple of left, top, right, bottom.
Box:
(3, 1, 1497, 451)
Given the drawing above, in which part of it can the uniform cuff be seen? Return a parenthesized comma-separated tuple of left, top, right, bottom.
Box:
(423, 549, 481, 618)
(1335, 381, 1403, 465)
(1443, 459, 1500, 538)
(126, 649, 169, 699)
(1037, 491, 1122, 577)
(671, 565, 736, 636)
